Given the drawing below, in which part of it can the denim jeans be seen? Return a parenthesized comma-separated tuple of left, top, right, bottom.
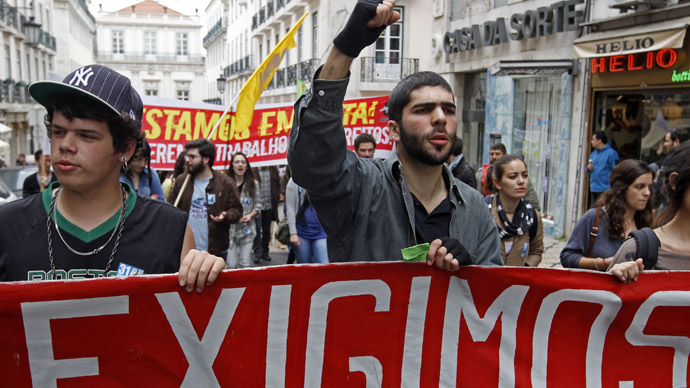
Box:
(227, 233, 255, 269)
(296, 237, 328, 263)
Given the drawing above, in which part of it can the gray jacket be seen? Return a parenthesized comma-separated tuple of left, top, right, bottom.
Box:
(287, 71, 502, 265)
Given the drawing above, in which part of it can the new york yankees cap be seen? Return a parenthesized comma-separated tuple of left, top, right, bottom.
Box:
(29, 64, 143, 131)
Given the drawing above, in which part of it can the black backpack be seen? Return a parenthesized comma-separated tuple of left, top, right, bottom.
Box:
(628, 227, 661, 270)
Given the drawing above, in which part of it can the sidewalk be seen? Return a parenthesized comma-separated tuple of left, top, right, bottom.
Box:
(538, 235, 566, 269)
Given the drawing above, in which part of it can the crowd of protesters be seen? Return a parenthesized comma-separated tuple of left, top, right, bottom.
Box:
(1, 0, 689, 284)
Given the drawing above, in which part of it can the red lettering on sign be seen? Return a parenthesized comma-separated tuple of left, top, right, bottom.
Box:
(591, 58, 606, 74)
(609, 56, 624, 72)
(658, 48, 678, 68)
(590, 49, 679, 74)
(627, 54, 643, 71)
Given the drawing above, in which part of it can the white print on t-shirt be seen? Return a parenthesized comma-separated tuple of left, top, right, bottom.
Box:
(190, 197, 207, 220)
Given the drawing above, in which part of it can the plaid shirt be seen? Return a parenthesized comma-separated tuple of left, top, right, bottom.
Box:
(258, 167, 272, 210)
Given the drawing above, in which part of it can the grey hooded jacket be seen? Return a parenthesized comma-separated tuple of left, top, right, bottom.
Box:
(287, 70, 502, 265)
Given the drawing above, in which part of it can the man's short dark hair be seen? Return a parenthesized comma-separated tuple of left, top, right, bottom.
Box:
(186, 138, 216, 168)
(593, 130, 608, 144)
(670, 128, 690, 144)
(44, 93, 144, 155)
(450, 137, 463, 157)
(387, 71, 453, 122)
(354, 133, 376, 150)
(490, 142, 507, 154)
(34, 149, 42, 161)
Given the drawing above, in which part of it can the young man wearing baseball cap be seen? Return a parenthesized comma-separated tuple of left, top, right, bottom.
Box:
(0, 64, 225, 292)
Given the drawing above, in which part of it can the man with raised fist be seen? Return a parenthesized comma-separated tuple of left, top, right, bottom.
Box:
(287, 0, 502, 270)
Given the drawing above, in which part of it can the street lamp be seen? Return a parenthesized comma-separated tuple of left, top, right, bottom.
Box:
(216, 74, 226, 105)
(22, 17, 41, 47)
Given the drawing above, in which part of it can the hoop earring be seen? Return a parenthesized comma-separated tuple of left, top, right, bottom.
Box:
(121, 156, 127, 172)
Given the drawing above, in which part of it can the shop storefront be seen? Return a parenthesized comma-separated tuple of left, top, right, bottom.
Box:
(437, 0, 586, 237)
(575, 17, 690, 206)
(485, 62, 576, 237)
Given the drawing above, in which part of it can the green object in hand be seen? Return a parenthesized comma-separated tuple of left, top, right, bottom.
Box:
(401, 243, 430, 262)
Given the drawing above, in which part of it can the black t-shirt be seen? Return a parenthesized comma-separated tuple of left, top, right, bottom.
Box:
(411, 193, 452, 244)
(0, 182, 187, 281)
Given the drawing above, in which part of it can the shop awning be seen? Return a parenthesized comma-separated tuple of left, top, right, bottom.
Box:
(574, 17, 690, 58)
(489, 60, 577, 76)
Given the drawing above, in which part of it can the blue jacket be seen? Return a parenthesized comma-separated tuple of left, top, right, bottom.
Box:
(120, 167, 165, 201)
(560, 208, 624, 268)
(587, 144, 619, 192)
(287, 70, 502, 265)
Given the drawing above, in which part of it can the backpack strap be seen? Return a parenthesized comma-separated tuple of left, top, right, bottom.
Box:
(628, 227, 661, 270)
(586, 208, 601, 258)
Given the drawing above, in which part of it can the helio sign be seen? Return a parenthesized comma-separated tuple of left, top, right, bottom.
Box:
(591, 49, 679, 74)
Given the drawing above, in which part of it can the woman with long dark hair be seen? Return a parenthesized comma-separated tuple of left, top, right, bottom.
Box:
(609, 142, 690, 282)
(225, 152, 261, 268)
(560, 159, 654, 271)
(120, 139, 165, 200)
(485, 155, 543, 266)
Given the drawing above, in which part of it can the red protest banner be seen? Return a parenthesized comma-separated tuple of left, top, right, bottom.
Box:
(2, 263, 689, 387)
(143, 95, 392, 170)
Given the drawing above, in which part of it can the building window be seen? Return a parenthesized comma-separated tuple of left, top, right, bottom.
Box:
(284, 29, 289, 64)
(144, 32, 157, 55)
(176, 33, 188, 56)
(26, 53, 30, 82)
(5, 45, 11, 79)
(375, 7, 403, 64)
(113, 31, 124, 54)
(177, 90, 189, 100)
(16, 49, 21, 80)
(312, 12, 318, 60)
(145, 89, 158, 97)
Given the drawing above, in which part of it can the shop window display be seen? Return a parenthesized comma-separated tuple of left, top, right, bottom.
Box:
(592, 91, 690, 169)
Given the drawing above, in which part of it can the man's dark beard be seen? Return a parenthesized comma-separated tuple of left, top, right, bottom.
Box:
(189, 161, 205, 176)
(399, 124, 452, 166)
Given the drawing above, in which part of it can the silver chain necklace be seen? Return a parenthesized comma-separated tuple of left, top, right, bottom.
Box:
(46, 186, 127, 279)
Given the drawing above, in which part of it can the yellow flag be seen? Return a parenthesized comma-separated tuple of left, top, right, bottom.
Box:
(232, 12, 308, 138)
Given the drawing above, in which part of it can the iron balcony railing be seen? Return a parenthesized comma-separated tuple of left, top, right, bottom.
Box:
(0, 80, 32, 104)
(77, 0, 96, 23)
(252, 15, 257, 30)
(286, 64, 297, 87)
(203, 98, 222, 105)
(271, 59, 317, 89)
(38, 29, 56, 51)
(0, 4, 57, 52)
(203, 17, 226, 46)
(259, 7, 265, 24)
(277, 0, 284, 11)
(275, 68, 285, 88)
(223, 55, 253, 78)
(360, 57, 419, 83)
(267, 1, 274, 18)
(299, 59, 318, 82)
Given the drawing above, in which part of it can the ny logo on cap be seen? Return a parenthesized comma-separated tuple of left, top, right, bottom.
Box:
(69, 67, 95, 87)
